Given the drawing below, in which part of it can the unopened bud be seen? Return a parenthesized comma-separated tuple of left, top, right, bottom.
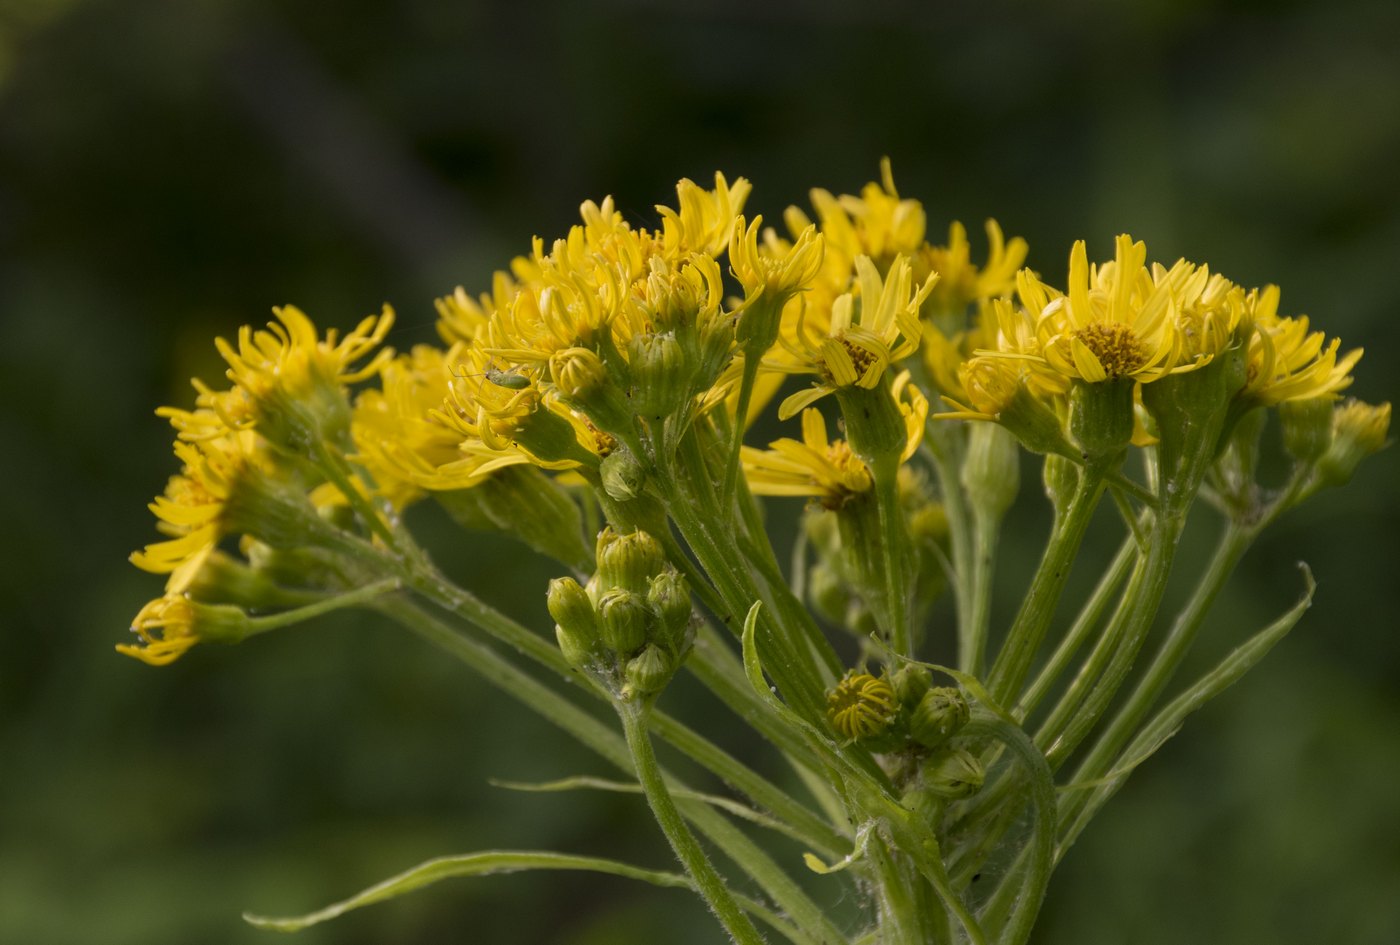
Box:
(628, 332, 693, 420)
(597, 528, 666, 593)
(598, 588, 648, 655)
(1318, 399, 1390, 487)
(647, 569, 691, 645)
(600, 448, 647, 502)
(961, 421, 1020, 519)
(922, 748, 984, 800)
(550, 346, 609, 400)
(909, 687, 970, 749)
(890, 664, 932, 709)
(624, 644, 675, 697)
(547, 577, 597, 636)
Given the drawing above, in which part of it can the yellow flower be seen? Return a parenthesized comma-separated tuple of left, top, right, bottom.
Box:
(353, 344, 510, 503)
(778, 255, 936, 419)
(789, 159, 928, 273)
(436, 280, 507, 346)
(742, 409, 874, 509)
(435, 344, 606, 471)
(657, 172, 752, 258)
(129, 432, 271, 592)
(118, 593, 201, 666)
(826, 671, 897, 741)
(729, 213, 824, 303)
(1020, 235, 1198, 385)
(1240, 286, 1362, 405)
(921, 219, 1028, 315)
(216, 304, 396, 431)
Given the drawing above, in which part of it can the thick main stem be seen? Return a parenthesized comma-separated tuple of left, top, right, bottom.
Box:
(620, 703, 767, 945)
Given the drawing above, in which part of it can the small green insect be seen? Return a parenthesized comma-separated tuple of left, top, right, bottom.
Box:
(451, 363, 532, 389)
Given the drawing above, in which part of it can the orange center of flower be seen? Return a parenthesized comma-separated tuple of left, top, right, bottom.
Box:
(1075, 323, 1146, 378)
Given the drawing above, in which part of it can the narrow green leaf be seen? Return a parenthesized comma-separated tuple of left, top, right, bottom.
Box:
(243, 849, 800, 941)
(490, 775, 812, 846)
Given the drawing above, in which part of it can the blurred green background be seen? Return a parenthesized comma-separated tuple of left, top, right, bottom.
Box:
(2, 1, 1398, 942)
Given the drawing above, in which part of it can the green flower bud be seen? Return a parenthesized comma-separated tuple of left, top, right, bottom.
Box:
(1042, 453, 1081, 514)
(1069, 376, 1135, 466)
(890, 665, 932, 709)
(901, 786, 944, 825)
(1318, 399, 1391, 487)
(549, 577, 605, 671)
(547, 577, 597, 635)
(1279, 396, 1335, 464)
(961, 421, 1020, 520)
(922, 748, 985, 800)
(600, 448, 647, 502)
(909, 687, 970, 749)
(646, 569, 691, 647)
(597, 588, 648, 655)
(697, 318, 736, 390)
(624, 643, 675, 697)
(596, 528, 666, 593)
(628, 332, 693, 420)
(555, 622, 604, 674)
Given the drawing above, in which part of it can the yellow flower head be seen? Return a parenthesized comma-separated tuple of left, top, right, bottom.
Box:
(353, 344, 509, 503)
(790, 159, 928, 272)
(1240, 286, 1362, 406)
(826, 671, 897, 741)
(778, 255, 936, 419)
(628, 252, 726, 334)
(921, 219, 1029, 316)
(729, 213, 825, 303)
(1022, 235, 1198, 385)
(657, 172, 752, 258)
(435, 344, 607, 471)
(129, 431, 273, 593)
(742, 409, 874, 509)
(215, 305, 396, 442)
(119, 593, 200, 666)
(436, 279, 508, 346)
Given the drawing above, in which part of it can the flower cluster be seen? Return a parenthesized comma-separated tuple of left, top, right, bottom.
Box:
(121, 163, 1388, 945)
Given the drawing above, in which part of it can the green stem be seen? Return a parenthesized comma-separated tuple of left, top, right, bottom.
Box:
(1054, 468, 1309, 833)
(310, 442, 399, 550)
(1037, 514, 1183, 770)
(1017, 529, 1138, 719)
(868, 835, 926, 945)
(620, 702, 767, 945)
(962, 509, 1000, 679)
(986, 470, 1105, 706)
(1056, 521, 1252, 830)
(960, 713, 1055, 945)
(873, 456, 912, 657)
(923, 424, 975, 657)
(381, 598, 842, 944)
(244, 578, 402, 635)
(721, 349, 762, 511)
(397, 555, 843, 853)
